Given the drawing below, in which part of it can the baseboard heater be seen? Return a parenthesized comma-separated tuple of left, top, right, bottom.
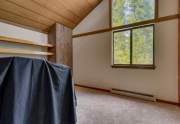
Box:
(110, 88, 156, 102)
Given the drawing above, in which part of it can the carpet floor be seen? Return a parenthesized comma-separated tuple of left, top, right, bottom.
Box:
(76, 87, 180, 124)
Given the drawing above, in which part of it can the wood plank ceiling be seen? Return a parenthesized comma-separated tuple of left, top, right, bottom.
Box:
(0, 0, 102, 32)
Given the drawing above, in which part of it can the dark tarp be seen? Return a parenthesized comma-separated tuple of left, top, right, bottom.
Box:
(0, 57, 76, 124)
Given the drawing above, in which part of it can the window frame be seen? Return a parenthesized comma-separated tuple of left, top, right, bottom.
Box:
(112, 24, 155, 69)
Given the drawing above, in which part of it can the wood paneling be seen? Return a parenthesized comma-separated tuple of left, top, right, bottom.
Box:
(32, 0, 81, 23)
(7, 0, 75, 28)
(0, 9, 47, 30)
(88, 0, 101, 7)
(0, 0, 54, 26)
(0, 0, 102, 31)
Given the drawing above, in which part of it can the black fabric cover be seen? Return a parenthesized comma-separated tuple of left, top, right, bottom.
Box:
(0, 57, 76, 124)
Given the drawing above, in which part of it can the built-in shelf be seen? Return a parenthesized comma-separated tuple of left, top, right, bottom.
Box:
(0, 48, 54, 56)
(0, 36, 53, 48)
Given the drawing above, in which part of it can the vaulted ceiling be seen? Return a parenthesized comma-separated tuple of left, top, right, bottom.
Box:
(0, 0, 102, 32)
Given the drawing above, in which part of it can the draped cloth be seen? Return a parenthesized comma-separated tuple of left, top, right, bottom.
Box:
(0, 57, 76, 124)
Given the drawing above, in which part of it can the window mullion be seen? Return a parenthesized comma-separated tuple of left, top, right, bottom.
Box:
(130, 29, 133, 65)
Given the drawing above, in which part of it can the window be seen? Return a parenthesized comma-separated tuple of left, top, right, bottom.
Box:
(112, 0, 155, 27)
(113, 25, 154, 68)
(112, 0, 155, 69)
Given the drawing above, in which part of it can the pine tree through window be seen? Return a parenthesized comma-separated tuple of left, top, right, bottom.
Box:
(112, 0, 155, 69)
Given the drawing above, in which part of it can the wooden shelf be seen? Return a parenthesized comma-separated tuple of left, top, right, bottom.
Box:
(0, 48, 54, 56)
(0, 36, 53, 48)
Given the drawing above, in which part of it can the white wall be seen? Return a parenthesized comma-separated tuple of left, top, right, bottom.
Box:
(159, 0, 178, 17)
(73, 0, 109, 34)
(73, 0, 179, 102)
(0, 22, 48, 58)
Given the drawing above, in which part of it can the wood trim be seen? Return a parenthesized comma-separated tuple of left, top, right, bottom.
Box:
(0, 48, 54, 56)
(155, 14, 179, 22)
(155, 0, 159, 19)
(109, 0, 112, 28)
(75, 84, 110, 92)
(73, 14, 179, 38)
(0, 36, 53, 48)
(112, 65, 156, 69)
(112, 24, 155, 69)
(156, 99, 179, 106)
(75, 84, 180, 106)
(73, 28, 111, 38)
(112, 88, 154, 97)
(178, 0, 180, 106)
(112, 14, 179, 30)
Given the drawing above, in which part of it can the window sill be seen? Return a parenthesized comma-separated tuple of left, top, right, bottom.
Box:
(111, 64, 156, 69)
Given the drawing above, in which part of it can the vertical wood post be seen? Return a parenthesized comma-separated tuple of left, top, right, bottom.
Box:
(48, 23, 73, 68)
(178, 0, 180, 106)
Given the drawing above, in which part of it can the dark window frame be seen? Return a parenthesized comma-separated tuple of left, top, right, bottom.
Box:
(112, 24, 155, 69)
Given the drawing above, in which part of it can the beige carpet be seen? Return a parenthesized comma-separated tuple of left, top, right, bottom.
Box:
(76, 87, 180, 124)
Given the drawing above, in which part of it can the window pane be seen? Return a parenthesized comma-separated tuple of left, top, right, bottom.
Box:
(114, 30, 130, 64)
(112, 0, 155, 27)
(132, 26, 154, 65)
